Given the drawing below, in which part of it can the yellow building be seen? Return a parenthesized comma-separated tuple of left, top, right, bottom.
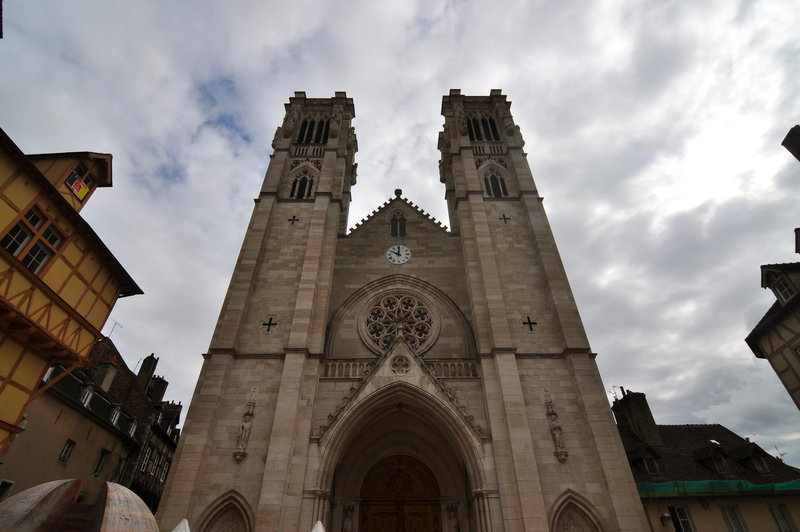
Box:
(0, 127, 141, 455)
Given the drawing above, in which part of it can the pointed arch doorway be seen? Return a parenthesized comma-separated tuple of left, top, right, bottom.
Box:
(359, 455, 441, 532)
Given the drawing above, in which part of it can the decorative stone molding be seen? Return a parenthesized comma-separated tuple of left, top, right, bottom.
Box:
(282, 106, 300, 138)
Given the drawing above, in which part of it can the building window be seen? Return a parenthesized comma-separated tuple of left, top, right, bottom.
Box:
(110, 408, 120, 427)
(484, 174, 508, 198)
(58, 439, 76, 464)
(297, 119, 330, 145)
(771, 505, 798, 532)
(20, 241, 50, 273)
(0, 223, 32, 255)
(160, 460, 171, 483)
(752, 454, 769, 473)
(128, 420, 137, 437)
(289, 168, 315, 199)
(643, 455, 659, 474)
(140, 446, 152, 472)
(774, 278, 796, 303)
(24, 206, 44, 229)
(150, 453, 160, 476)
(0, 206, 64, 274)
(713, 454, 729, 473)
(92, 449, 109, 478)
(391, 213, 406, 237)
(42, 366, 55, 383)
(720, 506, 746, 532)
(0, 479, 14, 502)
(668, 506, 695, 532)
(468, 116, 500, 142)
(80, 385, 94, 408)
(65, 162, 95, 200)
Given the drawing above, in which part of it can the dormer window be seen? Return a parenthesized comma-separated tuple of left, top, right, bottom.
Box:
(773, 277, 796, 303)
(128, 420, 137, 437)
(643, 455, 659, 474)
(752, 454, 769, 473)
(713, 453, 729, 474)
(110, 407, 121, 427)
(80, 385, 94, 408)
(65, 162, 95, 201)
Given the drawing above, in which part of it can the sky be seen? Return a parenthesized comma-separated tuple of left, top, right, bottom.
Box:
(1, 1, 799, 465)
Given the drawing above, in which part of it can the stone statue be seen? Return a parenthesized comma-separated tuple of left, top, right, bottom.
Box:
(545, 390, 568, 462)
(329, 104, 342, 138)
(236, 412, 252, 451)
(282, 106, 299, 138)
(342, 504, 353, 532)
(234, 396, 256, 462)
(454, 105, 468, 135)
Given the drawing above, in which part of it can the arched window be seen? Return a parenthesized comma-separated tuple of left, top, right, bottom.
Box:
(290, 168, 315, 199)
(467, 119, 475, 141)
(486, 174, 508, 198)
(489, 118, 500, 140)
(471, 118, 483, 141)
(482, 118, 493, 141)
(296, 119, 331, 145)
(391, 213, 406, 237)
(297, 120, 308, 144)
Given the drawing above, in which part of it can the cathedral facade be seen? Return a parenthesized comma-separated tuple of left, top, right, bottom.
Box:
(156, 90, 648, 532)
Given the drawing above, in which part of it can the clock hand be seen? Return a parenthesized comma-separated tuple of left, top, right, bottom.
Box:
(393, 246, 402, 256)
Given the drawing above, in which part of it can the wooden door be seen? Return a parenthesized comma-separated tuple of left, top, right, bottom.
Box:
(358, 456, 441, 532)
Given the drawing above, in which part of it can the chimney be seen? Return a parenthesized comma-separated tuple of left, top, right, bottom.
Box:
(147, 375, 168, 402)
(612, 389, 663, 446)
(136, 353, 158, 393)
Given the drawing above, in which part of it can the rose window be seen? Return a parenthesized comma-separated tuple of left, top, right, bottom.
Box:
(365, 295, 433, 352)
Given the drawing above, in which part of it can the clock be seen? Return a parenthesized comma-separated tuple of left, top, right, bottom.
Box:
(385, 245, 411, 264)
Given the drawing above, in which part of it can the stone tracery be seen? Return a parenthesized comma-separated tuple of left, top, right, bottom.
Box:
(365, 294, 433, 352)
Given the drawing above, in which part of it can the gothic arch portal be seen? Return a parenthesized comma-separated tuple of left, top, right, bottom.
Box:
(315, 381, 489, 532)
(549, 489, 607, 532)
(195, 490, 254, 532)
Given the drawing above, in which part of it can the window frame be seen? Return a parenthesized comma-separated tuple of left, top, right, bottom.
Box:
(140, 446, 152, 472)
(57, 439, 76, 464)
(774, 277, 796, 303)
(771, 504, 798, 532)
(0, 206, 66, 275)
(668, 505, 695, 532)
(92, 449, 110, 478)
(720, 505, 747, 532)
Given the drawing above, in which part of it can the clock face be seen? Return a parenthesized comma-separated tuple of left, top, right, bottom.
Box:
(385, 245, 411, 264)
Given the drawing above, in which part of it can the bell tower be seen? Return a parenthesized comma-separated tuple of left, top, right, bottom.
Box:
(209, 91, 357, 356)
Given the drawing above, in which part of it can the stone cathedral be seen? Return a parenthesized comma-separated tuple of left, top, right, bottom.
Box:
(156, 90, 648, 532)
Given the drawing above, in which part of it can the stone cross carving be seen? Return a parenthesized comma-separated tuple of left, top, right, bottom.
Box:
(545, 388, 568, 462)
(233, 391, 256, 463)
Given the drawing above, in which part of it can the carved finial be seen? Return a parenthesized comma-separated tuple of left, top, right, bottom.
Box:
(395, 188, 402, 197)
